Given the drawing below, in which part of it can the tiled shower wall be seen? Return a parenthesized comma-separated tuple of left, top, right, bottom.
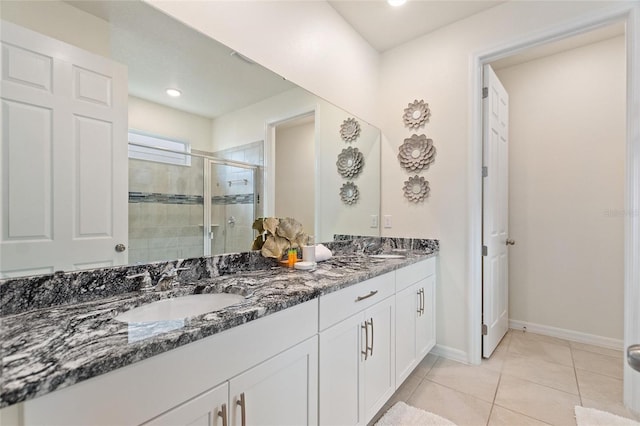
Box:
(128, 157, 204, 264)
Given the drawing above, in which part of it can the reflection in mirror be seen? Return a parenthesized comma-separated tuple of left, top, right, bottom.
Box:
(0, 0, 380, 278)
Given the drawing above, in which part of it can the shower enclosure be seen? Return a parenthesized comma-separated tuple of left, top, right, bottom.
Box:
(128, 142, 260, 264)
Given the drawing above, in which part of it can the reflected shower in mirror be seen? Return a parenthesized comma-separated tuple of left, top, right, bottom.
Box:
(0, 0, 380, 277)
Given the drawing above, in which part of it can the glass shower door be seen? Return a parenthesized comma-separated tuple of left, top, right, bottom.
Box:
(204, 160, 258, 255)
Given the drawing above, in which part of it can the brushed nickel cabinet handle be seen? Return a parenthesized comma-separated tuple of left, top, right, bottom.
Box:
(356, 290, 378, 302)
(218, 403, 227, 426)
(369, 318, 374, 357)
(420, 288, 425, 315)
(361, 321, 369, 360)
(416, 289, 422, 315)
(236, 393, 246, 426)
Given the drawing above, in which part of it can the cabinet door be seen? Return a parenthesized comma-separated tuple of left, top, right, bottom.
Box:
(417, 274, 436, 359)
(395, 282, 421, 384)
(143, 382, 228, 426)
(229, 336, 318, 426)
(319, 312, 365, 426)
(363, 296, 395, 423)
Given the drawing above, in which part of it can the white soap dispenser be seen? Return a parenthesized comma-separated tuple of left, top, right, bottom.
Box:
(302, 235, 316, 264)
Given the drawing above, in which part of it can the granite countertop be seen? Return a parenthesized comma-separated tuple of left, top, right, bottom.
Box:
(0, 240, 437, 408)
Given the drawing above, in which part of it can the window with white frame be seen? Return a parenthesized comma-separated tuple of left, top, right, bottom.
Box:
(128, 131, 191, 166)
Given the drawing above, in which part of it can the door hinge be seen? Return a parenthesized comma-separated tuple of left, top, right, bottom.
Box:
(482, 245, 488, 256)
(482, 87, 488, 99)
(482, 324, 488, 335)
(482, 166, 488, 178)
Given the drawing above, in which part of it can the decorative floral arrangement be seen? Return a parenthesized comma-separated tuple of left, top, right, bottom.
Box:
(251, 217, 308, 259)
(336, 147, 364, 178)
(398, 134, 436, 172)
(403, 99, 431, 129)
(340, 182, 359, 205)
(402, 175, 430, 203)
(340, 117, 361, 142)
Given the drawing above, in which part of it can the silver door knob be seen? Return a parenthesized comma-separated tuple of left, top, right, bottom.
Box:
(628, 344, 640, 372)
(115, 243, 126, 252)
(506, 239, 516, 246)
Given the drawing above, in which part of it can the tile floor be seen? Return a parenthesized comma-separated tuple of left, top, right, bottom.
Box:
(371, 330, 639, 426)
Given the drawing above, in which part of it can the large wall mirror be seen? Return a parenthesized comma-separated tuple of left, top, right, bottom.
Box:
(0, 0, 381, 278)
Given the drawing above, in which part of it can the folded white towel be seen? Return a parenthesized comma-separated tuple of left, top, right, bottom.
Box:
(315, 244, 333, 262)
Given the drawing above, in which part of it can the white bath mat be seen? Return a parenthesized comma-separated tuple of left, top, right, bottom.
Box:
(375, 401, 457, 426)
(575, 406, 640, 426)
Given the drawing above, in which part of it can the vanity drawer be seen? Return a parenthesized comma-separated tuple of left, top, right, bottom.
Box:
(319, 271, 394, 330)
(396, 257, 435, 292)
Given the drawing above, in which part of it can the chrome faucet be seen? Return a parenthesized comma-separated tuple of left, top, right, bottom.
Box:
(155, 266, 190, 291)
(126, 271, 152, 290)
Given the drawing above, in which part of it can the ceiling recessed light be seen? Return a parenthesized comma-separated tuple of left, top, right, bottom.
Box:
(166, 88, 181, 97)
(388, 0, 406, 6)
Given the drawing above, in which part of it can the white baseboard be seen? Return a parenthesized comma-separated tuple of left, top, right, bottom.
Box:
(509, 320, 623, 350)
(431, 344, 470, 364)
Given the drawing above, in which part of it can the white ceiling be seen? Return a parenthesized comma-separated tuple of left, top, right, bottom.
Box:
(328, 0, 504, 52)
(67, 1, 295, 119)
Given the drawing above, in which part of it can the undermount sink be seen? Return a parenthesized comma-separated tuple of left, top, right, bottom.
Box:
(115, 294, 246, 323)
(369, 254, 406, 259)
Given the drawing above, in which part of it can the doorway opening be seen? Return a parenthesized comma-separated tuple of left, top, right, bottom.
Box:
(471, 5, 639, 412)
(265, 110, 317, 237)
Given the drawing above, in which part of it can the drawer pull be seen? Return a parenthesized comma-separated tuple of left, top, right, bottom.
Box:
(218, 403, 227, 426)
(356, 290, 378, 302)
(361, 321, 369, 360)
(236, 393, 246, 426)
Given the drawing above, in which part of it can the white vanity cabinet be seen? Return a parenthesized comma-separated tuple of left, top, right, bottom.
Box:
(395, 258, 436, 384)
(143, 382, 228, 426)
(144, 336, 318, 426)
(19, 300, 318, 426)
(318, 272, 396, 425)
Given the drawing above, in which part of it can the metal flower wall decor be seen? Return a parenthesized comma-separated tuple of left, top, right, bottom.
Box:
(403, 99, 431, 129)
(403, 176, 430, 203)
(340, 117, 361, 143)
(340, 182, 359, 205)
(336, 147, 364, 178)
(398, 134, 436, 172)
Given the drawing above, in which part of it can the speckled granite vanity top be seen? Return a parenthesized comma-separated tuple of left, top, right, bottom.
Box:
(0, 237, 438, 408)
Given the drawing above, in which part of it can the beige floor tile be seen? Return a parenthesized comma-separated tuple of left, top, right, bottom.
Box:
(508, 334, 573, 367)
(576, 369, 624, 406)
(426, 358, 501, 403)
(510, 330, 571, 347)
(482, 334, 511, 373)
(572, 348, 624, 379)
(408, 380, 492, 426)
(570, 341, 624, 359)
(393, 367, 426, 402)
(501, 353, 579, 395)
(494, 375, 581, 425)
(413, 352, 438, 378)
(581, 398, 640, 422)
(489, 405, 551, 426)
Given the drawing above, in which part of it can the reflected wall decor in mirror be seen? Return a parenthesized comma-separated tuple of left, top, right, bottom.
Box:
(0, 0, 381, 278)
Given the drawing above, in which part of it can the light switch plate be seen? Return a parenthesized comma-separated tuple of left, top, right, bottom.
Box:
(370, 215, 378, 228)
(383, 215, 392, 228)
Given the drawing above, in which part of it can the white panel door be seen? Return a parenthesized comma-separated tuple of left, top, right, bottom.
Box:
(482, 64, 510, 358)
(0, 21, 128, 277)
(229, 337, 318, 426)
(143, 382, 228, 426)
(416, 274, 436, 359)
